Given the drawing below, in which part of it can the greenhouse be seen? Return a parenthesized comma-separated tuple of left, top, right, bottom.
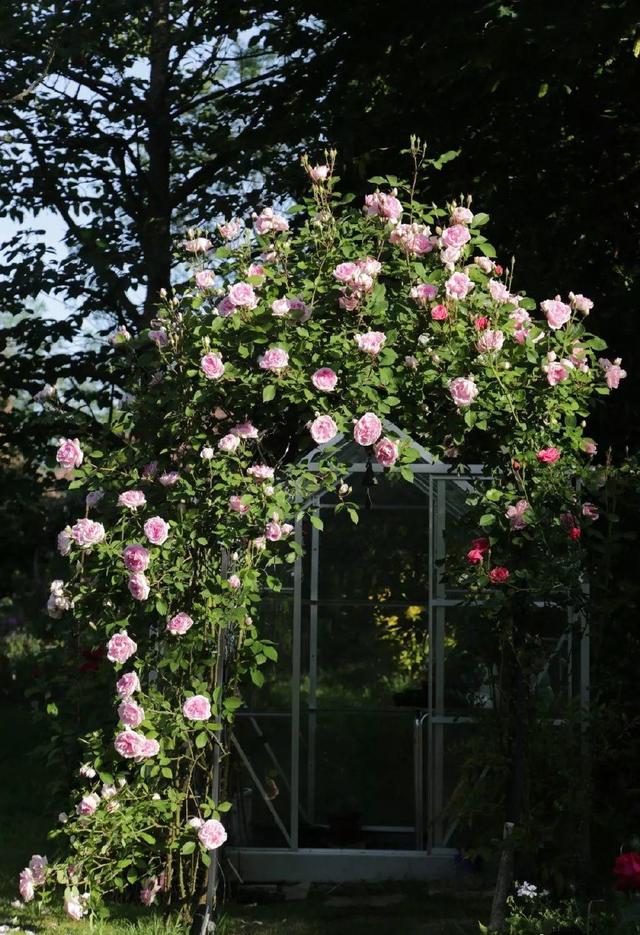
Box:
(226, 429, 590, 882)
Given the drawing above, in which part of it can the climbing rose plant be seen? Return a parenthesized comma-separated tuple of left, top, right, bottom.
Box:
(21, 142, 625, 922)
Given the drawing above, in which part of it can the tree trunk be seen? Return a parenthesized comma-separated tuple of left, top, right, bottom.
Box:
(488, 610, 528, 932)
(144, 0, 172, 321)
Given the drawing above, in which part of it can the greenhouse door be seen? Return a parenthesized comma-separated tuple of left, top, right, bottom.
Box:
(295, 470, 431, 852)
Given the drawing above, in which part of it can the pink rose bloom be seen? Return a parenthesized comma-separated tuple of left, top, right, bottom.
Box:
(144, 516, 170, 545)
(228, 574, 241, 590)
(128, 573, 150, 601)
(339, 293, 361, 311)
(228, 282, 258, 309)
(411, 283, 438, 305)
(431, 304, 449, 321)
(248, 262, 266, 279)
(56, 437, 83, 470)
(229, 495, 249, 514)
(259, 347, 289, 371)
(354, 331, 386, 356)
(282, 522, 294, 537)
(253, 535, 267, 550)
(541, 296, 571, 330)
(475, 316, 490, 331)
(159, 471, 180, 487)
(489, 566, 510, 584)
(29, 855, 47, 886)
(450, 206, 474, 225)
(308, 164, 330, 182)
(333, 261, 359, 283)
(167, 612, 194, 636)
(506, 500, 530, 530)
(569, 292, 593, 315)
(441, 224, 471, 249)
(445, 272, 474, 300)
(142, 737, 160, 757)
(231, 420, 259, 438)
(76, 793, 100, 816)
(201, 353, 225, 380)
(543, 359, 573, 385)
(114, 728, 146, 759)
(183, 694, 211, 721)
(57, 526, 72, 556)
(217, 296, 236, 317)
(140, 881, 159, 906)
(195, 269, 215, 289)
(477, 329, 505, 353)
(510, 308, 531, 343)
(350, 269, 374, 292)
(310, 415, 338, 445)
(440, 244, 462, 266)
(19, 869, 35, 902)
(271, 297, 290, 317)
(277, 296, 302, 320)
(474, 256, 494, 273)
(107, 630, 137, 664)
(364, 191, 403, 222)
(536, 447, 561, 464)
(253, 207, 289, 234)
(118, 489, 146, 510)
(599, 357, 627, 389)
(265, 520, 282, 541)
(354, 412, 383, 447)
(487, 279, 511, 304)
(582, 502, 599, 521)
(311, 367, 338, 392)
(374, 437, 399, 467)
(71, 518, 106, 549)
(247, 464, 274, 482)
(358, 256, 382, 277)
(582, 440, 598, 456)
(149, 328, 168, 347)
(118, 699, 145, 728)
(449, 377, 479, 407)
(184, 237, 212, 253)
(47, 579, 72, 619)
(197, 818, 228, 851)
(218, 433, 240, 453)
(390, 223, 433, 255)
(64, 896, 86, 921)
(116, 671, 140, 698)
(218, 217, 243, 240)
(568, 343, 589, 373)
(122, 544, 150, 573)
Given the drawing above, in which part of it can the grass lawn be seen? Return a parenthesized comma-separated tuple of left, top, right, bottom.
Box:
(0, 700, 490, 934)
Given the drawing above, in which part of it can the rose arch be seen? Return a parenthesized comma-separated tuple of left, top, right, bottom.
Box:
(22, 142, 625, 931)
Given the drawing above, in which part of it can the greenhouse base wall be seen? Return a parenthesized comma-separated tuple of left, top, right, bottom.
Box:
(225, 847, 458, 883)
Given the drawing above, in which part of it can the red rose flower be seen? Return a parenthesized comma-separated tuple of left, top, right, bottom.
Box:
(489, 566, 510, 584)
(614, 852, 640, 891)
